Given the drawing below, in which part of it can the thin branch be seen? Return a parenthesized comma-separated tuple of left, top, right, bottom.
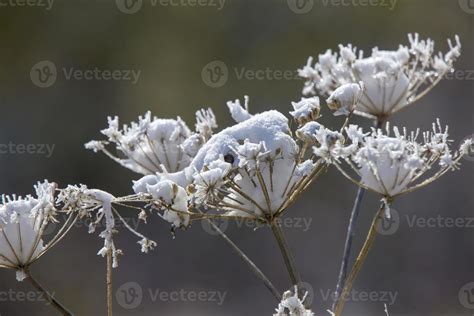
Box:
(107, 249, 113, 316)
(332, 186, 365, 311)
(24, 267, 73, 316)
(333, 204, 384, 316)
(205, 218, 281, 301)
(270, 220, 302, 286)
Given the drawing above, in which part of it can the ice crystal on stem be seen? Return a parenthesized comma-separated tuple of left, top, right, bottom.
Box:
(85, 108, 217, 175)
(274, 286, 314, 316)
(299, 34, 461, 120)
(0, 181, 72, 281)
(57, 185, 156, 267)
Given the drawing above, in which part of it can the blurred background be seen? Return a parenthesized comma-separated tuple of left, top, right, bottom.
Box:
(0, 0, 473, 315)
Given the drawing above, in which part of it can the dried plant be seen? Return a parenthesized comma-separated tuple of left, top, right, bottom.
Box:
(1, 33, 471, 316)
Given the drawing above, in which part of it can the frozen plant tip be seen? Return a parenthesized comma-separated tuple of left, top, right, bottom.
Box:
(299, 34, 461, 120)
(274, 285, 314, 316)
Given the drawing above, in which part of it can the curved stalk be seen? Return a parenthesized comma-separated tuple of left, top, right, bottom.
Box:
(24, 267, 73, 316)
(333, 205, 384, 316)
(206, 218, 281, 301)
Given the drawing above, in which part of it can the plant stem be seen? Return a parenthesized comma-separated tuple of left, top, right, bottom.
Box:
(270, 220, 302, 286)
(332, 186, 365, 310)
(107, 249, 113, 316)
(206, 218, 282, 301)
(24, 267, 73, 316)
(332, 118, 384, 310)
(333, 205, 384, 316)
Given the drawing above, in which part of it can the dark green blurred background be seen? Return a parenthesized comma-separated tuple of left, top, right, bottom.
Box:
(0, 0, 473, 315)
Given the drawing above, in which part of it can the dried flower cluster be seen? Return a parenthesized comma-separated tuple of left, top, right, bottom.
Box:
(1, 33, 471, 316)
(299, 34, 461, 120)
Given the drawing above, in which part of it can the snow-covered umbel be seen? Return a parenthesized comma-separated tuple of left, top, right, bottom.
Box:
(85, 109, 217, 175)
(133, 97, 326, 225)
(57, 185, 156, 267)
(314, 121, 472, 213)
(299, 34, 462, 120)
(0, 181, 59, 281)
(274, 286, 314, 316)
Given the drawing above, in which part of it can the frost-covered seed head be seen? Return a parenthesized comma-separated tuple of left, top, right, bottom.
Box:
(316, 121, 469, 203)
(0, 181, 60, 281)
(86, 109, 218, 175)
(299, 34, 462, 120)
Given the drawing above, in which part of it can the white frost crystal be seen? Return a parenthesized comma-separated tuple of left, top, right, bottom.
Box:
(274, 286, 314, 316)
(299, 34, 461, 119)
(290, 97, 321, 126)
(326, 83, 363, 116)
